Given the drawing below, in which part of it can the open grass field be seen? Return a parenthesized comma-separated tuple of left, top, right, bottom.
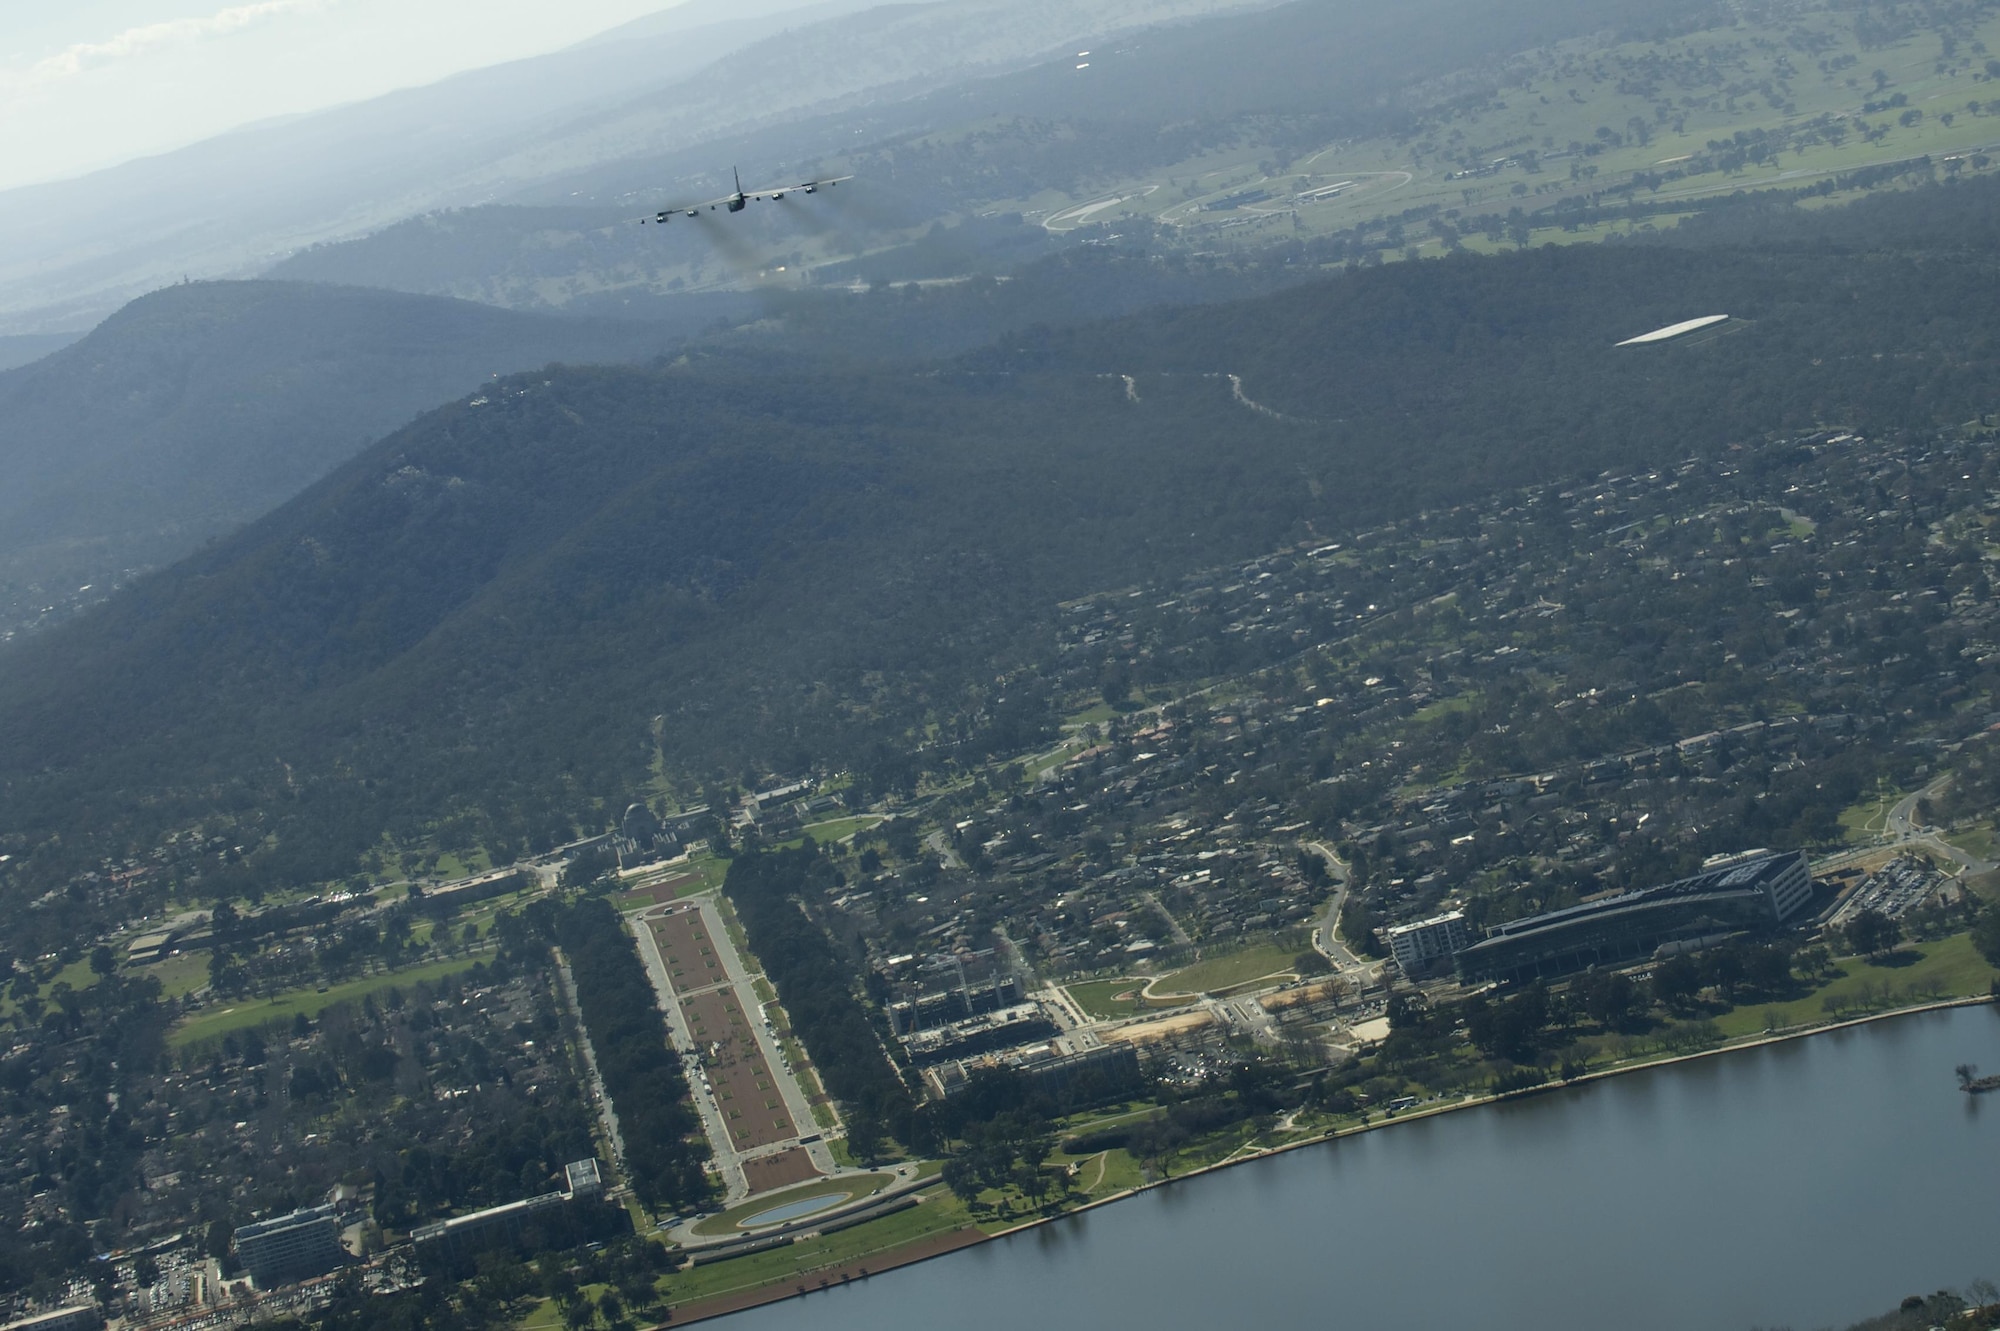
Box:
(141, 951, 211, 1000)
(1063, 701, 1120, 729)
(1048, 1142, 1146, 1199)
(798, 815, 884, 845)
(170, 954, 482, 1049)
(1948, 822, 2000, 864)
(672, 854, 730, 894)
(0, 955, 99, 1023)
(1065, 977, 1149, 1019)
(645, 852, 732, 899)
(690, 1173, 895, 1237)
(1713, 933, 1998, 1039)
(428, 849, 493, 881)
(1413, 693, 1479, 724)
(1148, 941, 1297, 997)
(1839, 786, 1904, 843)
(1010, 0, 2000, 265)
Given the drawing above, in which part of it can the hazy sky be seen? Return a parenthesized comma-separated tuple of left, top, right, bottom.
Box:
(0, 0, 693, 191)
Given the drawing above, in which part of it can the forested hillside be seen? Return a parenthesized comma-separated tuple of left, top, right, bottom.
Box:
(3, 183, 2000, 933)
(0, 281, 714, 636)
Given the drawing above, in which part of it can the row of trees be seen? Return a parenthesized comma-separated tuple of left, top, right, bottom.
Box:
(722, 846, 912, 1156)
(1452, 938, 1816, 1068)
(535, 899, 712, 1214)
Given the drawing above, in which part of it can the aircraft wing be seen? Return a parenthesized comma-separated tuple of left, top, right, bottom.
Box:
(638, 192, 744, 224)
(744, 175, 855, 195)
(637, 176, 853, 224)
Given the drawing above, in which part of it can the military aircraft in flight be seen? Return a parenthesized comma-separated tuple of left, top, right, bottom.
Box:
(642, 168, 853, 223)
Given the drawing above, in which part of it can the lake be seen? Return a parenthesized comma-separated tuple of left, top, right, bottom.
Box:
(725, 1004, 2000, 1331)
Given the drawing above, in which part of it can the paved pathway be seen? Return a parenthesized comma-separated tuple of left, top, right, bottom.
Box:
(1812, 775, 1996, 881)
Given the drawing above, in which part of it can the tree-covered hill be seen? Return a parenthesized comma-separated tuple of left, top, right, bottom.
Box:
(0, 280, 718, 634)
(4, 204, 2000, 923)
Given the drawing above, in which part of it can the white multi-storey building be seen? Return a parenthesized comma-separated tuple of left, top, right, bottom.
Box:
(1386, 910, 1471, 975)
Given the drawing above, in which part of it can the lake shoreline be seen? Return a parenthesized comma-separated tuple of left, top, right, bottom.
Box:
(662, 992, 1996, 1326)
(994, 992, 2000, 1236)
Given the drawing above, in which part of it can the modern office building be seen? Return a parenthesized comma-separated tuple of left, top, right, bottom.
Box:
(411, 1159, 608, 1259)
(1456, 850, 1812, 984)
(1385, 911, 1471, 975)
(233, 1204, 346, 1289)
(564, 1157, 603, 1198)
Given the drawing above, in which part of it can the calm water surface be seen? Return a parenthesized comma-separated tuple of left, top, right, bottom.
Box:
(729, 1005, 2000, 1331)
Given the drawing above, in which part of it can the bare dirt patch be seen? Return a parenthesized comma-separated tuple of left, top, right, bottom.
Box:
(1102, 1010, 1215, 1044)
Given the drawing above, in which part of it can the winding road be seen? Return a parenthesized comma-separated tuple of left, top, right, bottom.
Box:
(1811, 774, 1995, 879)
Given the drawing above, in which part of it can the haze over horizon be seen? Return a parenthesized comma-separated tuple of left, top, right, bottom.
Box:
(0, 0, 807, 191)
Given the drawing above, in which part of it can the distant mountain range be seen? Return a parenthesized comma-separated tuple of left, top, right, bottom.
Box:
(260, 0, 1721, 312)
(0, 0, 1266, 334)
(0, 280, 743, 633)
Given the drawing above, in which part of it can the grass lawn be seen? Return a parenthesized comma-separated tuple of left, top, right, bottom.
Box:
(797, 815, 884, 846)
(170, 954, 484, 1049)
(687, 855, 732, 893)
(1, 957, 101, 1023)
(141, 951, 211, 1000)
(430, 849, 492, 881)
(1048, 1144, 1145, 1199)
(1063, 702, 1119, 729)
(669, 853, 732, 896)
(1059, 1101, 1164, 1138)
(657, 1190, 974, 1306)
(1712, 933, 1998, 1039)
(1065, 978, 1157, 1020)
(1413, 693, 1478, 723)
(1948, 823, 2000, 865)
(1838, 786, 1902, 844)
(690, 1174, 894, 1237)
(1150, 941, 1297, 997)
(1085, 1148, 1145, 1195)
